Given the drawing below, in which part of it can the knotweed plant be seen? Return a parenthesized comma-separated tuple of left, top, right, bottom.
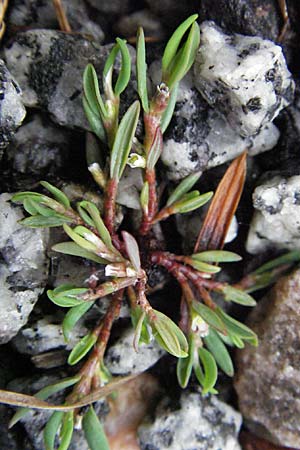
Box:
(2, 14, 298, 450)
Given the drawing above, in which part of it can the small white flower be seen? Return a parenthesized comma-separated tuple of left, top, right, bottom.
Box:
(127, 153, 146, 169)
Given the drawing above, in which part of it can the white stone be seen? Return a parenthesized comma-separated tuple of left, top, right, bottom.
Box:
(246, 175, 300, 253)
(138, 391, 242, 450)
(194, 21, 294, 137)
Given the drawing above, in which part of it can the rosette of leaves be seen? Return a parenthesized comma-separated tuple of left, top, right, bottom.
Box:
(3, 13, 300, 450)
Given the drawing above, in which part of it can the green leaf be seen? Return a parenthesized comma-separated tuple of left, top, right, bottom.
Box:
(254, 250, 300, 274)
(192, 250, 242, 263)
(174, 191, 213, 214)
(161, 82, 178, 133)
(176, 334, 195, 388)
(115, 38, 131, 95)
(122, 231, 141, 272)
(44, 411, 64, 450)
(133, 310, 146, 351)
(63, 224, 98, 253)
(204, 329, 234, 377)
(23, 198, 39, 215)
(162, 14, 198, 75)
(151, 309, 188, 358)
(63, 302, 94, 342)
(58, 411, 74, 450)
(136, 27, 149, 112)
(83, 95, 106, 142)
(166, 21, 200, 90)
(188, 258, 221, 274)
(146, 127, 163, 170)
(83, 64, 107, 119)
(9, 376, 80, 428)
(221, 285, 256, 307)
(131, 306, 151, 345)
(167, 172, 201, 207)
(192, 302, 226, 334)
(68, 333, 97, 365)
(216, 308, 258, 346)
(110, 100, 140, 181)
(82, 406, 110, 450)
(47, 286, 88, 308)
(140, 181, 149, 213)
(20, 215, 72, 228)
(197, 347, 218, 394)
(52, 242, 108, 264)
(77, 201, 113, 250)
(40, 182, 70, 209)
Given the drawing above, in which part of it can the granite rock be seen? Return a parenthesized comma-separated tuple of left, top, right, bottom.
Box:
(105, 327, 165, 375)
(194, 21, 294, 137)
(138, 391, 242, 450)
(0, 59, 26, 155)
(0, 194, 49, 344)
(8, 0, 104, 42)
(4, 30, 137, 130)
(235, 268, 300, 447)
(159, 71, 280, 180)
(246, 174, 300, 253)
(115, 9, 165, 40)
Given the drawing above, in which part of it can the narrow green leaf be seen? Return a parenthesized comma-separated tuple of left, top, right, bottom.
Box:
(176, 334, 195, 388)
(198, 347, 218, 394)
(63, 224, 98, 253)
(83, 406, 110, 450)
(40, 182, 70, 209)
(110, 100, 140, 181)
(9, 376, 80, 428)
(192, 250, 242, 263)
(151, 310, 188, 358)
(23, 198, 39, 215)
(131, 307, 151, 345)
(63, 302, 94, 342)
(20, 215, 72, 228)
(161, 82, 178, 133)
(103, 43, 119, 79)
(58, 411, 74, 450)
(254, 250, 300, 274)
(122, 231, 141, 272)
(167, 172, 202, 207)
(166, 21, 200, 90)
(47, 287, 88, 308)
(221, 285, 256, 307)
(78, 201, 113, 250)
(68, 333, 97, 365)
(11, 192, 45, 203)
(188, 258, 221, 274)
(44, 411, 64, 450)
(52, 242, 107, 264)
(146, 127, 163, 170)
(175, 191, 213, 214)
(204, 329, 234, 377)
(136, 27, 149, 112)
(216, 308, 258, 346)
(192, 302, 226, 334)
(133, 310, 146, 351)
(162, 14, 198, 74)
(83, 64, 107, 119)
(115, 38, 131, 96)
(140, 181, 149, 213)
(30, 202, 55, 217)
(83, 95, 106, 142)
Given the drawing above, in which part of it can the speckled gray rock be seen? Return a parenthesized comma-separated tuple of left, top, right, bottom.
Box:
(105, 327, 165, 375)
(235, 268, 300, 447)
(194, 21, 294, 137)
(159, 71, 279, 180)
(4, 30, 137, 130)
(246, 175, 300, 254)
(8, 0, 104, 42)
(0, 59, 26, 155)
(138, 391, 242, 450)
(0, 194, 49, 344)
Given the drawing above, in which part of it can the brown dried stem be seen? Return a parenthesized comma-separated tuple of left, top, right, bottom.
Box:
(52, 0, 71, 33)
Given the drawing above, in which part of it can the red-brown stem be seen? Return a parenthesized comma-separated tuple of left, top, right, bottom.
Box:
(104, 178, 118, 235)
(67, 290, 123, 402)
(135, 280, 156, 321)
(140, 168, 158, 235)
(84, 277, 137, 301)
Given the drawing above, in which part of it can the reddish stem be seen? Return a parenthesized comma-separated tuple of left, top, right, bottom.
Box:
(140, 168, 158, 235)
(104, 178, 118, 235)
